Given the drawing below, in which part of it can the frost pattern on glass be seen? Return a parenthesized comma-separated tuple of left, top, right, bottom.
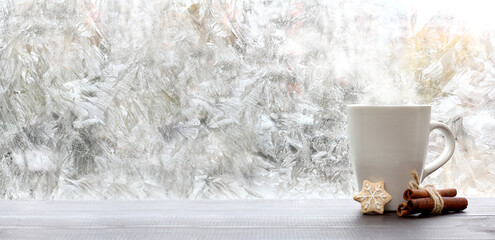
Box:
(0, 0, 493, 199)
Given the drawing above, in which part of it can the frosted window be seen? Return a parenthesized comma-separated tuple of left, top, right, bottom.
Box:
(0, 0, 493, 199)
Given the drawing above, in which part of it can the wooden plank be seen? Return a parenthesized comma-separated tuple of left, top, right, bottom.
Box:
(0, 198, 493, 239)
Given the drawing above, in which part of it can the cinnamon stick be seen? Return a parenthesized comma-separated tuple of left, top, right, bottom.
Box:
(397, 197, 468, 216)
(403, 188, 457, 201)
(397, 202, 413, 217)
(408, 197, 468, 212)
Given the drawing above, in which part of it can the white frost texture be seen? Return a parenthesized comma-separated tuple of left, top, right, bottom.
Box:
(0, 0, 494, 199)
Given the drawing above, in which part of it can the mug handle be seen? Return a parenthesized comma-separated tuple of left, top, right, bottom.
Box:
(422, 121, 456, 181)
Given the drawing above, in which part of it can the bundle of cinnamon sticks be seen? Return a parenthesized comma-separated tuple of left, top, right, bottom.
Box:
(397, 188, 468, 216)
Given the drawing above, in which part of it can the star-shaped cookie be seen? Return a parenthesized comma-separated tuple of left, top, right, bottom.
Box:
(353, 180, 392, 214)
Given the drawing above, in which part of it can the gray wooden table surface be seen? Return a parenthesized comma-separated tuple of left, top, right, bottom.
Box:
(0, 198, 493, 239)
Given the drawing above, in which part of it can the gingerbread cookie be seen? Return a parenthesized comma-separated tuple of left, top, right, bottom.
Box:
(353, 180, 392, 214)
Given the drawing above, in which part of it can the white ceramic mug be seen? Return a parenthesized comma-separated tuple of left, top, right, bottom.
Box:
(347, 105, 455, 211)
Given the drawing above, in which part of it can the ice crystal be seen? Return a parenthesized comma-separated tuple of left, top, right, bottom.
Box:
(0, 0, 494, 199)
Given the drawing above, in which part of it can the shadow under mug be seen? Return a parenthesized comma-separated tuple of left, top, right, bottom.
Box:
(347, 105, 455, 211)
